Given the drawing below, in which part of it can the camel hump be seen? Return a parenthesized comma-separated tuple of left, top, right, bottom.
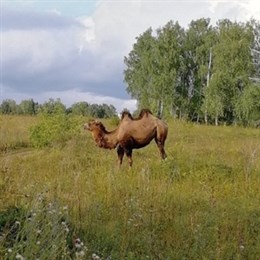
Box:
(121, 110, 134, 120)
(138, 109, 153, 118)
(121, 108, 153, 121)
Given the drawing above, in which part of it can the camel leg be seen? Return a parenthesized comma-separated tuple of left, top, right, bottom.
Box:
(155, 139, 167, 160)
(117, 145, 125, 166)
(125, 149, 133, 167)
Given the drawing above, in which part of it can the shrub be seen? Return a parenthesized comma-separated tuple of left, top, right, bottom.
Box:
(30, 114, 82, 148)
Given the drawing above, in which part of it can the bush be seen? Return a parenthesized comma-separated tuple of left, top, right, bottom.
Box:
(30, 114, 82, 148)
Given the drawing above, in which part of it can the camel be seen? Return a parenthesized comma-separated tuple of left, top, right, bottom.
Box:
(84, 109, 168, 167)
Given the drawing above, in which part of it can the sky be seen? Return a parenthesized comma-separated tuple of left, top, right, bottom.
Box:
(1, 0, 260, 113)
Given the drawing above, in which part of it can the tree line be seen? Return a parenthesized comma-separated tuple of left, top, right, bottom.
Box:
(0, 98, 117, 118)
(124, 18, 260, 126)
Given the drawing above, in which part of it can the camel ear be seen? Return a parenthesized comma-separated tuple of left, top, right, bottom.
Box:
(84, 123, 89, 130)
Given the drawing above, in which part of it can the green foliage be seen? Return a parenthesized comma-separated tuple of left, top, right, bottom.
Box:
(0, 99, 38, 116)
(124, 18, 260, 126)
(205, 20, 254, 124)
(38, 98, 66, 115)
(18, 99, 38, 115)
(29, 113, 82, 148)
(69, 102, 117, 118)
(124, 22, 184, 116)
(235, 84, 260, 125)
(70, 101, 90, 116)
(108, 116, 120, 126)
(0, 98, 118, 119)
(0, 99, 18, 115)
(124, 28, 157, 109)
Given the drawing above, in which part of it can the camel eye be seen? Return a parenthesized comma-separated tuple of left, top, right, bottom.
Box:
(89, 121, 96, 126)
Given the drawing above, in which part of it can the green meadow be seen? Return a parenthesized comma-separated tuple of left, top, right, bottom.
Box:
(0, 115, 260, 259)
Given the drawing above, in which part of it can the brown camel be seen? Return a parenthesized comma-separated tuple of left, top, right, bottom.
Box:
(84, 109, 168, 167)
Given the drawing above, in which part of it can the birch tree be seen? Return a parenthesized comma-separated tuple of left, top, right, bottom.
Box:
(124, 28, 156, 110)
(205, 19, 254, 125)
(184, 18, 216, 122)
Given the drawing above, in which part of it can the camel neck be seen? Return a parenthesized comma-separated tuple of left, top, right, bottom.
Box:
(103, 128, 118, 149)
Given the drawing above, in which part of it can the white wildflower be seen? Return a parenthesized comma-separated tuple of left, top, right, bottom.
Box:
(37, 194, 43, 202)
(75, 238, 82, 249)
(76, 250, 85, 257)
(15, 253, 25, 260)
(92, 253, 101, 260)
(7, 248, 12, 253)
(75, 243, 81, 249)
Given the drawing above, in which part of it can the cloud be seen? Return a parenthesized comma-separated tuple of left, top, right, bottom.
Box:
(242, 0, 260, 19)
(42, 89, 138, 113)
(2, 7, 84, 31)
(1, 0, 259, 113)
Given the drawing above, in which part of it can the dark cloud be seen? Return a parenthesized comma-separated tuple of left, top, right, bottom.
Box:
(2, 7, 85, 31)
(2, 41, 128, 99)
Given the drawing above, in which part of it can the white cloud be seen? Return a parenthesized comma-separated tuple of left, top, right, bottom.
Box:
(43, 89, 137, 113)
(242, 0, 260, 19)
(77, 17, 96, 44)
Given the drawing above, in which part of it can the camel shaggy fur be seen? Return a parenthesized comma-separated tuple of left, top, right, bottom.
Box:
(84, 109, 168, 167)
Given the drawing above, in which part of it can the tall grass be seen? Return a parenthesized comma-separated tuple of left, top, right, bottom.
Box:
(0, 115, 37, 152)
(0, 116, 260, 259)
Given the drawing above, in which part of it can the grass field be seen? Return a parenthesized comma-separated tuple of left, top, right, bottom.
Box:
(0, 115, 260, 259)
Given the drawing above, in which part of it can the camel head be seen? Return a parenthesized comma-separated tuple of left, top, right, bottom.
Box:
(84, 120, 110, 148)
(84, 120, 106, 132)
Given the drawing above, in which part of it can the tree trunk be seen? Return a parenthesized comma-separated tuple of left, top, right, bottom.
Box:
(205, 48, 212, 125)
(157, 100, 163, 118)
(171, 104, 177, 118)
(215, 114, 218, 126)
(204, 109, 208, 125)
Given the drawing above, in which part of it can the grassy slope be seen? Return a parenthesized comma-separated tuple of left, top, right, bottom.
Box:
(0, 116, 260, 259)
